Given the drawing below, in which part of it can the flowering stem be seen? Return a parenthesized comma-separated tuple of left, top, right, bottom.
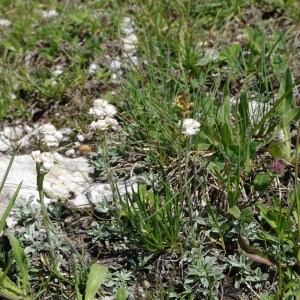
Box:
(36, 165, 52, 226)
(35, 165, 83, 263)
(178, 120, 184, 220)
(101, 132, 119, 215)
(184, 141, 193, 227)
(295, 121, 300, 240)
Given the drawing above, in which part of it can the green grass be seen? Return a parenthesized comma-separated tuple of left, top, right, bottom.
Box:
(0, 0, 300, 299)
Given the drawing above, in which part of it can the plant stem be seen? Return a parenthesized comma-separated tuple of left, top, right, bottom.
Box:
(36, 165, 83, 263)
(101, 133, 119, 214)
(295, 121, 300, 240)
(184, 141, 193, 227)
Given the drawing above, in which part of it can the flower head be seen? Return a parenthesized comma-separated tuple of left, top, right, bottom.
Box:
(271, 159, 285, 175)
(89, 99, 117, 118)
(31, 151, 62, 173)
(38, 124, 63, 147)
(89, 98, 118, 132)
(179, 118, 200, 136)
(90, 117, 118, 131)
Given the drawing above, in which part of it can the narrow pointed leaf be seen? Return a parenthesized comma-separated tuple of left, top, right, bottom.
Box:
(0, 182, 22, 233)
(6, 231, 30, 293)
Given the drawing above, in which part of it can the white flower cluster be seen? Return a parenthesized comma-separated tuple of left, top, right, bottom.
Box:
(179, 118, 200, 137)
(89, 99, 118, 131)
(31, 150, 62, 173)
(32, 124, 63, 173)
(38, 124, 63, 147)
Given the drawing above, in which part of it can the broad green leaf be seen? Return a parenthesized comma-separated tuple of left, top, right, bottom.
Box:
(256, 203, 277, 230)
(277, 68, 293, 116)
(253, 172, 272, 192)
(281, 107, 300, 127)
(229, 206, 241, 219)
(116, 287, 127, 300)
(268, 141, 286, 159)
(260, 293, 279, 300)
(84, 264, 108, 300)
(220, 122, 234, 147)
(6, 231, 30, 293)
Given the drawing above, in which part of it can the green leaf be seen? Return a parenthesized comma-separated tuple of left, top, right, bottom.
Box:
(238, 235, 276, 267)
(0, 267, 27, 300)
(218, 78, 231, 124)
(220, 122, 234, 147)
(0, 182, 22, 234)
(253, 172, 272, 192)
(277, 68, 293, 116)
(256, 203, 277, 230)
(238, 92, 249, 144)
(281, 107, 300, 127)
(229, 206, 241, 219)
(6, 231, 30, 293)
(268, 141, 286, 159)
(84, 264, 108, 300)
(116, 287, 127, 300)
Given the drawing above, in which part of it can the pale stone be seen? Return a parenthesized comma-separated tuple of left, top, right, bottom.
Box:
(87, 183, 112, 205)
(65, 149, 76, 157)
(0, 155, 93, 217)
(88, 63, 98, 74)
(109, 60, 122, 72)
(0, 19, 11, 27)
(42, 10, 59, 18)
(0, 136, 11, 152)
(86, 177, 139, 205)
(122, 34, 138, 54)
(4, 126, 24, 140)
(69, 194, 90, 208)
(122, 27, 134, 36)
(76, 134, 85, 142)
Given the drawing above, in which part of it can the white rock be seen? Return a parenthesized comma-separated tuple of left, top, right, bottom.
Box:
(86, 177, 139, 205)
(87, 183, 113, 205)
(111, 73, 120, 84)
(3, 126, 24, 140)
(76, 133, 85, 142)
(122, 27, 134, 36)
(52, 69, 63, 76)
(0, 136, 11, 152)
(88, 63, 98, 74)
(122, 17, 132, 24)
(42, 10, 59, 18)
(69, 194, 90, 208)
(9, 93, 16, 100)
(109, 59, 122, 72)
(122, 34, 138, 54)
(24, 125, 33, 133)
(65, 148, 76, 157)
(0, 19, 11, 27)
(0, 155, 93, 217)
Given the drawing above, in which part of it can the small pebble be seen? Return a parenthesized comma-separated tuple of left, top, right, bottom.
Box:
(65, 149, 76, 157)
(0, 19, 11, 27)
(42, 10, 59, 18)
(76, 133, 85, 142)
